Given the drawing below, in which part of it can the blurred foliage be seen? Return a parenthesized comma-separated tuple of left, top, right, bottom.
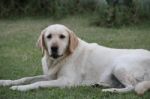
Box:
(92, 0, 150, 27)
(0, 0, 149, 27)
(0, 0, 100, 18)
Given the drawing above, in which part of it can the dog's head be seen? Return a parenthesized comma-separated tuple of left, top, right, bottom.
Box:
(37, 24, 79, 59)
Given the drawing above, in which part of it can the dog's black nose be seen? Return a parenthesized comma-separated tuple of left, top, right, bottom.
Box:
(51, 46, 59, 59)
(51, 46, 58, 53)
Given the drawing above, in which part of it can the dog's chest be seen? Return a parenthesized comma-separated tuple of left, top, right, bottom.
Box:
(42, 57, 61, 75)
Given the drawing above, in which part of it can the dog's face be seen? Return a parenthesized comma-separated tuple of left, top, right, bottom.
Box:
(37, 24, 78, 59)
(44, 25, 69, 59)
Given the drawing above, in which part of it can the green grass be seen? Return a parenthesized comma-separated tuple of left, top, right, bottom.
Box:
(0, 15, 150, 99)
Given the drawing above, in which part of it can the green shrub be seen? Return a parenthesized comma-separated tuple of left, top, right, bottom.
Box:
(0, 0, 99, 18)
(92, 0, 150, 27)
(0, 0, 149, 27)
(135, 0, 150, 19)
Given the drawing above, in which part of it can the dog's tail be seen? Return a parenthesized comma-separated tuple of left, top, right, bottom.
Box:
(135, 81, 150, 95)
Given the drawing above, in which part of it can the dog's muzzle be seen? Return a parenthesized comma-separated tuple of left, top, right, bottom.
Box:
(50, 46, 62, 59)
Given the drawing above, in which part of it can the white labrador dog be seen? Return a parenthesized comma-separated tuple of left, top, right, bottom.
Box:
(0, 24, 150, 95)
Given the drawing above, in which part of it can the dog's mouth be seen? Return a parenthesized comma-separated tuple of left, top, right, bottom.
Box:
(50, 54, 63, 59)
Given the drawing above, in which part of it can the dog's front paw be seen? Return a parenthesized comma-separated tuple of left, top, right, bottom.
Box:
(10, 85, 30, 91)
(10, 86, 18, 90)
(0, 80, 12, 86)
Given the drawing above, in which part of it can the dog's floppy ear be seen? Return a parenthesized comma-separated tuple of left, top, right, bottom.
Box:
(67, 29, 79, 54)
(37, 29, 47, 56)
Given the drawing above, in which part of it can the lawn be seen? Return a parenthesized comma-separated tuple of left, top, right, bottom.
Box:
(0, 15, 150, 99)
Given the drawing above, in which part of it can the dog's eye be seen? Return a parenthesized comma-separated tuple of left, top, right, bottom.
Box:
(47, 34, 52, 39)
(60, 34, 65, 39)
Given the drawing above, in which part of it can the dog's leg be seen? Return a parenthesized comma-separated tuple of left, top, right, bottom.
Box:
(135, 81, 150, 95)
(98, 82, 112, 87)
(0, 75, 52, 86)
(102, 66, 137, 93)
(10, 77, 71, 91)
(102, 85, 134, 93)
